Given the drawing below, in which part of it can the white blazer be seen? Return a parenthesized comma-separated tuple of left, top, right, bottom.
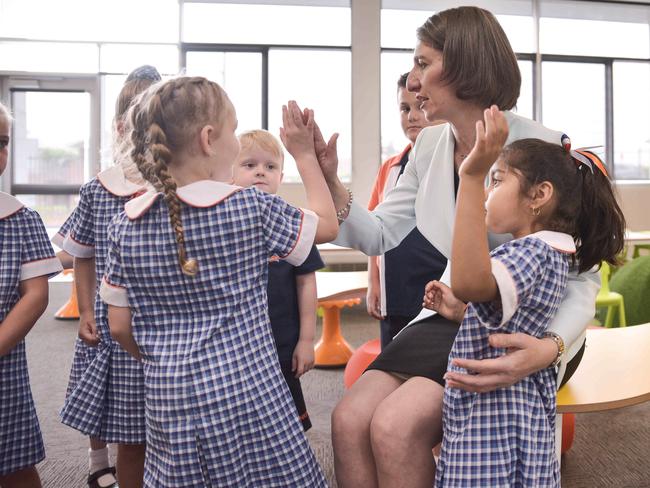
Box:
(334, 111, 599, 380)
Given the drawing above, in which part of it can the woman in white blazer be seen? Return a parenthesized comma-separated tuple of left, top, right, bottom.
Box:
(318, 7, 600, 487)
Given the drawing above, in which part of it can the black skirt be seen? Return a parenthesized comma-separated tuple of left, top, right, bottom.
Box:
(367, 314, 459, 387)
(366, 314, 586, 388)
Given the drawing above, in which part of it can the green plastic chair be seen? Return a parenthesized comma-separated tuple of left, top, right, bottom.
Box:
(609, 256, 650, 326)
(595, 262, 626, 328)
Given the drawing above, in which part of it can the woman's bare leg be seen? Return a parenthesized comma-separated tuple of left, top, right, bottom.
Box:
(331, 370, 404, 488)
(370, 376, 444, 488)
(116, 443, 145, 488)
(0, 466, 42, 488)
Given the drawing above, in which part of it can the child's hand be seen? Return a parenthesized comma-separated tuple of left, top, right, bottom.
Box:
(313, 121, 340, 184)
(292, 339, 315, 378)
(279, 101, 315, 160)
(459, 105, 509, 179)
(78, 312, 99, 346)
(423, 280, 467, 323)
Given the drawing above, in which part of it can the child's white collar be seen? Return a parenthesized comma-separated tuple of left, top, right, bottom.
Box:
(0, 191, 24, 220)
(97, 165, 150, 197)
(529, 230, 576, 254)
(125, 179, 242, 219)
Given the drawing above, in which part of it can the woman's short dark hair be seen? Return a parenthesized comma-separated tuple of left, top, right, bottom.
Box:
(417, 6, 521, 110)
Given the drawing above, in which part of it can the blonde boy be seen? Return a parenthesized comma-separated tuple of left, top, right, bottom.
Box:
(232, 130, 324, 431)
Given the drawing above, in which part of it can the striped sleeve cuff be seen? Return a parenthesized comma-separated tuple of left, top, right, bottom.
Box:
(99, 277, 129, 307)
(20, 257, 63, 281)
(283, 208, 318, 266)
(63, 234, 95, 258)
(51, 232, 66, 249)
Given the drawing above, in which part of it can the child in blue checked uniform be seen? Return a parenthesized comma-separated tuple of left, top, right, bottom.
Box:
(424, 107, 626, 487)
(233, 129, 324, 431)
(0, 101, 63, 487)
(59, 65, 161, 488)
(100, 78, 336, 487)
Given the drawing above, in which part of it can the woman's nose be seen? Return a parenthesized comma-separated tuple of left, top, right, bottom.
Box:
(406, 71, 420, 92)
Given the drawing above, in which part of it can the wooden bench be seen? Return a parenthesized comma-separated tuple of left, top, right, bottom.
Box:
(314, 271, 368, 367)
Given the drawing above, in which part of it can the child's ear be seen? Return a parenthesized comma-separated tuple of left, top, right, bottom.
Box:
(532, 181, 554, 208)
(199, 125, 214, 156)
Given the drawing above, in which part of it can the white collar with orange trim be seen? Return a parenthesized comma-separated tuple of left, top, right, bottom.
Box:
(0, 191, 24, 220)
(97, 165, 150, 197)
(125, 180, 242, 220)
(528, 230, 576, 254)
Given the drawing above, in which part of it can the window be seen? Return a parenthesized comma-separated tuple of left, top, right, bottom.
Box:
(542, 61, 606, 150)
(613, 62, 650, 179)
(268, 49, 351, 181)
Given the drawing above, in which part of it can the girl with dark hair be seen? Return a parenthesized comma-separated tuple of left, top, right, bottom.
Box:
(424, 107, 624, 486)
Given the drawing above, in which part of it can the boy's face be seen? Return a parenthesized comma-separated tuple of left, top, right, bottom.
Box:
(232, 145, 284, 194)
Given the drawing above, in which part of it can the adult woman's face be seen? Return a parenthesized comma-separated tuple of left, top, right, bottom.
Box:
(407, 41, 458, 122)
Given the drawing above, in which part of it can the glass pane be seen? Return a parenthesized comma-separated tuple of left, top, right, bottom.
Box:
(542, 62, 605, 151)
(0, 41, 97, 73)
(268, 49, 351, 182)
(16, 194, 79, 229)
(381, 51, 414, 161)
(182, 3, 350, 46)
(540, 18, 649, 58)
(613, 62, 650, 180)
(100, 44, 179, 75)
(100, 75, 128, 171)
(185, 51, 263, 134)
(381, 9, 534, 53)
(11, 91, 91, 185)
(0, 0, 178, 43)
(514, 60, 533, 119)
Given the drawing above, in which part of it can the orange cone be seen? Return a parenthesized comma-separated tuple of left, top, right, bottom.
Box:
(55, 269, 80, 320)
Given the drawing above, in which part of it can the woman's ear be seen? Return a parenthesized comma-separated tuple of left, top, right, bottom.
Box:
(532, 181, 554, 209)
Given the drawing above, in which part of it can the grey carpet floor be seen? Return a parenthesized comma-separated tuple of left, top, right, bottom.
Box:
(24, 283, 650, 487)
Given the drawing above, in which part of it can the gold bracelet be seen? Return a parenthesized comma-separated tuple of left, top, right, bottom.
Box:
(336, 188, 353, 224)
(542, 331, 565, 368)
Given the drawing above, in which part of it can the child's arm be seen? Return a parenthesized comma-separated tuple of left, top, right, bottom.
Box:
(293, 272, 317, 378)
(75, 256, 99, 346)
(107, 305, 141, 360)
(366, 257, 383, 319)
(422, 280, 467, 323)
(280, 101, 338, 244)
(451, 106, 509, 303)
(0, 276, 48, 356)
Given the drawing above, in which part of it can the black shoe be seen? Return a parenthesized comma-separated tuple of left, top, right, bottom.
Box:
(88, 466, 118, 488)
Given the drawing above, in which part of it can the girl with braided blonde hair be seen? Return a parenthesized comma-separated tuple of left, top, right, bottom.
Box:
(100, 76, 336, 486)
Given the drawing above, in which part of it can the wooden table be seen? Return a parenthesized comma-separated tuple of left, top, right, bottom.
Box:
(314, 271, 368, 367)
(316, 243, 367, 266)
(557, 323, 650, 413)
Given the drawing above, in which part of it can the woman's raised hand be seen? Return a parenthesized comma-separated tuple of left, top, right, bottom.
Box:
(460, 105, 509, 178)
(312, 120, 339, 184)
(280, 100, 315, 160)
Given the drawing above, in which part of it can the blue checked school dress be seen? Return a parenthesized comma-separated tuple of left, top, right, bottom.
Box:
(100, 180, 327, 488)
(436, 231, 575, 488)
(60, 165, 148, 444)
(0, 192, 62, 475)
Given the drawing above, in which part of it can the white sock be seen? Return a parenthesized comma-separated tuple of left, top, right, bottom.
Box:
(89, 447, 110, 474)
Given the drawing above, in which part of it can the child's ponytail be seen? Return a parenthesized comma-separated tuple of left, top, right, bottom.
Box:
(570, 150, 626, 273)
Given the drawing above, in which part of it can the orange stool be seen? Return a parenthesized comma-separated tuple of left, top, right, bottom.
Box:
(343, 338, 381, 388)
(55, 269, 80, 320)
(314, 298, 360, 368)
(561, 413, 576, 454)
